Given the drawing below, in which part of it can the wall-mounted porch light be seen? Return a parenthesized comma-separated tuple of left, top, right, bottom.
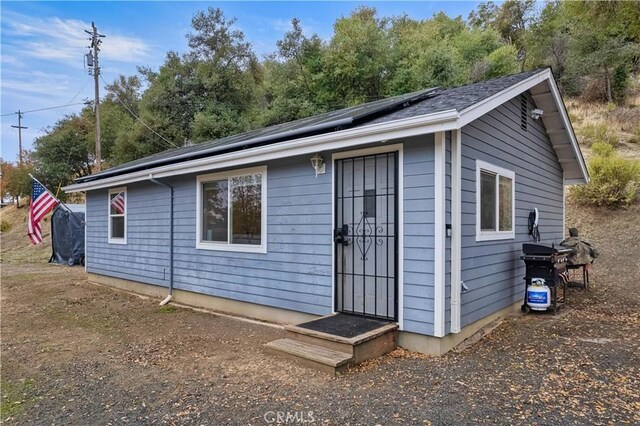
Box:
(311, 153, 325, 177)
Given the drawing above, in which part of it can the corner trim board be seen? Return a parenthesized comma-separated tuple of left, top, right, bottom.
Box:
(433, 131, 446, 337)
(450, 129, 462, 334)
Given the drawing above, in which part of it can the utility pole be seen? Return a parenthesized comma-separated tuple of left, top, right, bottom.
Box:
(11, 110, 27, 165)
(85, 22, 105, 172)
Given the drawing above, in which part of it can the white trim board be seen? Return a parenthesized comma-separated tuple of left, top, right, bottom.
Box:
(64, 111, 457, 193)
(457, 67, 588, 183)
(330, 143, 404, 330)
(195, 165, 268, 254)
(475, 160, 516, 242)
(107, 187, 127, 245)
(450, 129, 462, 334)
(433, 132, 446, 337)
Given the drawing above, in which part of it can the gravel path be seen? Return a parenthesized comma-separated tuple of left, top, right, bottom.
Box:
(2, 204, 639, 425)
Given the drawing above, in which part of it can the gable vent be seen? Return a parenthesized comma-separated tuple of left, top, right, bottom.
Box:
(520, 95, 528, 131)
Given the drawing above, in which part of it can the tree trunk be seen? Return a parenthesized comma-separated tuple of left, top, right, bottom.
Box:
(604, 66, 612, 103)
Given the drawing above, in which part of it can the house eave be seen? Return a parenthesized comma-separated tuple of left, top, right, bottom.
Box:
(457, 68, 589, 185)
(64, 109, 459, 193)
(65, 69, 589, 193)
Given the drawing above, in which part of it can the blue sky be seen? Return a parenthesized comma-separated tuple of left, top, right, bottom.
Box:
(1, 1, 482, 163)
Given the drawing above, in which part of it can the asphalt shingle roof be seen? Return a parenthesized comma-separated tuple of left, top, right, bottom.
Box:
(77, 69, 544, 183)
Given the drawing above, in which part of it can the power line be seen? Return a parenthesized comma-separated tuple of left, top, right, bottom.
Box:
(0, 102, 87, 117)
(100, 74, 178, 149)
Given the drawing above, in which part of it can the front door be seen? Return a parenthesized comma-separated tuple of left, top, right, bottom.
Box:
(334, 151, 398, 321)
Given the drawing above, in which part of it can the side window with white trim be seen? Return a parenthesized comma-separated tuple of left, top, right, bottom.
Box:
(108, 188, 127, 244)
(476, 161, 515, 241)
(197, 166, 267, 253)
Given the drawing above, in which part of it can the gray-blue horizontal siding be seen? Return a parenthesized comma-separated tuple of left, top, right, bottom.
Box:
(170, 156, 333, 315)
(460, 92, 564, 327)
(86, 184, 171, 287)
(403, 134, 435, 336)
(86, 139, 436, 331)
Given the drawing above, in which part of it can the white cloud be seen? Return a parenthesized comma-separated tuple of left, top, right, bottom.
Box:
(2, 12, 151, 64)
(1, 70, 74, 96)
(0, 55, 25, 67)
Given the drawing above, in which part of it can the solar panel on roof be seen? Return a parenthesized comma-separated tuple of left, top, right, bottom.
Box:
(78, 87, 438, 182)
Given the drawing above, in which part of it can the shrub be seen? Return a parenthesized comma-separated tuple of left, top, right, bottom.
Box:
(591, 141, 615, 157)
(578, 122, 618, 147)
(571, 153, 640, 208)
(0, 220, 10, 232)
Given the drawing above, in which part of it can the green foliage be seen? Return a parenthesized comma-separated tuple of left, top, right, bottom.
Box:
(572, 149, 640, 208)
(1, 160, 34, 203)
(28, 3, 638, 188)
(32, 114, 93, 192)
(476, 44, 520, 81)
(0, 220, 11, 232)
(0, 378, 36, 419)
(591, 141, 615, 158)
(322, 7, 390, 106)
(578, 122, 618, 147)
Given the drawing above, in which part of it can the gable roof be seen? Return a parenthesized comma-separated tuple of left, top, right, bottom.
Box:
(65, 68, 587, 192)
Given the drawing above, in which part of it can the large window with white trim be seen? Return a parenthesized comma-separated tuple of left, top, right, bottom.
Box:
(476, 160, 515, 241)
(196, 166, 267, 253)
(108, 187, 127, 244)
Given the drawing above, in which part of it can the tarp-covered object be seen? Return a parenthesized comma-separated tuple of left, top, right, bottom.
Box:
(50, 204, 85, 266)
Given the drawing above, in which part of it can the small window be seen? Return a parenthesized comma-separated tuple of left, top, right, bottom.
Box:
(476, 161, 515, 241)
(197, 166, 267, 253)
(108, 188, 127, 244)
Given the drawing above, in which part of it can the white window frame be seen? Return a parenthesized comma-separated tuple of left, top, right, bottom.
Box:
(196, 165, 267, 253)
(475, 160, 515, 242)
(108, 187, 127, 245)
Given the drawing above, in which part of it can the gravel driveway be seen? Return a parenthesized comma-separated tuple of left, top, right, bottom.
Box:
(2, 204, 639, 425)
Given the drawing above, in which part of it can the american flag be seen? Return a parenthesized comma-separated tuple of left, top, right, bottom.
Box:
(111, 192, 125, 214)
(27, 178, 59, 245)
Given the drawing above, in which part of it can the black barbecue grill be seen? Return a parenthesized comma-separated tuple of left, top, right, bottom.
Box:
(521, 243, 573, 313)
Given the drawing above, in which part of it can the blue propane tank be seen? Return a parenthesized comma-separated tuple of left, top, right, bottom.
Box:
(527, 278, 551, 311)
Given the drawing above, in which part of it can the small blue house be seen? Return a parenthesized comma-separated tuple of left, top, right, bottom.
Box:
(64, 69, 588, 355)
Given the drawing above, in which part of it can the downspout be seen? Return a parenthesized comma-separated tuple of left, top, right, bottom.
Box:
(149, 174, 174, 305)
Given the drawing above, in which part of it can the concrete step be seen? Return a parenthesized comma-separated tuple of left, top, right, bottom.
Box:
(265, 338, 353, 375)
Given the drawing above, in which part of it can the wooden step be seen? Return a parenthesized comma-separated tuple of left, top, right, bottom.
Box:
(265, 338, 353, 375)
(285, 320, 398, 363)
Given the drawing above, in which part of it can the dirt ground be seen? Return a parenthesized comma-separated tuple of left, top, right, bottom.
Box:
(1, 202, 639, 425)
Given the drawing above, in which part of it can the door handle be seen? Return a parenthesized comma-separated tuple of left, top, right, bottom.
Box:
(334, 224, 350, 246)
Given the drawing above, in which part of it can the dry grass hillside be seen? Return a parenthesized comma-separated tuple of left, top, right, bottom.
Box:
(0, 205, 52, 264)
(567, 93, 640, 161)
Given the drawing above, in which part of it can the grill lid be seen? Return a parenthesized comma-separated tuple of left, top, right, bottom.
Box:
(522, 243, 573, 256)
